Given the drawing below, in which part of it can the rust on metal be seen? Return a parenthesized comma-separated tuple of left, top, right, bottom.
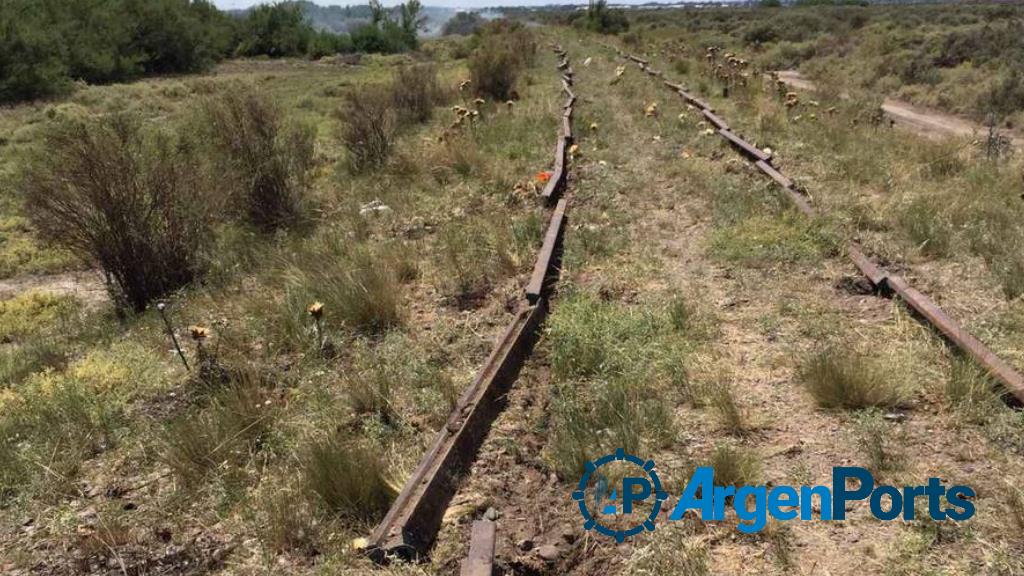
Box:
(718, 128, 772, 163)
(846, 243, 888, 287)
(366, 303, 547, 561)
(885, 275, 1024, 403)
(526, 198, 569, 304)
(619, 49, 1024, 406)
(664, 80, 683, 91)
(563, 116, 573, 141)
(460, 521, 497, 576)
(702, 109, 729, 130)
(628, 54, 649, 65)
(753, 160, 815, 217)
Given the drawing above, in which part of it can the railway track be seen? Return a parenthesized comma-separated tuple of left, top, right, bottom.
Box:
(365, 46, 578, 567)
(610, 45, 1024, 405)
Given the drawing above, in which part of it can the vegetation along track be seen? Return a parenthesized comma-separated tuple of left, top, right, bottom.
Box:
(365, 45, 577, 565)
(613, 46, 1024, 406)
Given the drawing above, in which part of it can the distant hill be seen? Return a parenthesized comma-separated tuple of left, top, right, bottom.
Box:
(229, 2, 489, 37)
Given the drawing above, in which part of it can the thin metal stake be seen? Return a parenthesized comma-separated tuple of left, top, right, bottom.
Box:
(157, 302, 190, 371)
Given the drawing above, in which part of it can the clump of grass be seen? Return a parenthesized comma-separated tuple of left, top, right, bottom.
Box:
(435, 217, 517, 309)
(0, 377, 121, 501)
(896, 195, 953, 258)
(340, 85, 397, 173)
(303, 434, 395, 521)
(624, 535, 709, 576)
(344, 333, 452, 425)
(709, 213, 837, 267)
(199, 86, 315, 232)
(765, 521, 795, 569)
(0, 337, 68, 386)
(946, 357, 999, 422)
(278, 238, 404, 347)
(704, 381, 746, 435)
(255, 482, 318, 556)
(548, 377, 673, 479)
(709, 442, 761, 487)
(161, 369, 277, 488)
(1008, 481, 1024, 534)
(798, 345, 908, 410)
(853, 408, 903, 473)
(547, 291, 664, 380)
(21, 114, 211, 312)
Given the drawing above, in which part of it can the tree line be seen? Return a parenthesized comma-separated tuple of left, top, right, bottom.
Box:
(0, 0, 424, 104)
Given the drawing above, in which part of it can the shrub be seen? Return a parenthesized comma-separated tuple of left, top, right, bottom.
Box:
(235, 3, 313, 58)
(339, 85, 397, 173)
(798, 345, 908, 409)
(390, 64, 443, 124)
(468, 43, 522, 102)
(200, 87, 315, 231)
(303, 434, 395, 520)
(22, 115, 211, 313)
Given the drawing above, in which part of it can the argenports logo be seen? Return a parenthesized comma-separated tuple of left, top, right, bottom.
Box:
(575, 450, 976, 538)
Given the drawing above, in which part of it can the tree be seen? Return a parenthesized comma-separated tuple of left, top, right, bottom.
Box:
(442, 12, 484, 36)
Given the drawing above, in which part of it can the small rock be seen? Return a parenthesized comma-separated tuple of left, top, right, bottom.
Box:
(483, 507, 499, 521)
(536, 544, 560, 563)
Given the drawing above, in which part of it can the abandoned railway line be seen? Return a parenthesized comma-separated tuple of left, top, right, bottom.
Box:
(365, 46, 577, 570)
(613, 46, 1024, 406)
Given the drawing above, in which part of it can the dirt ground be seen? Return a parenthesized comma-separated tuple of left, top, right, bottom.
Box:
(776, 70, 1024, 147)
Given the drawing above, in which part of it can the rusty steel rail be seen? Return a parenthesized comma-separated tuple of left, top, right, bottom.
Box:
(460, 520, 497, 576)
(526, 198, 569, 304)
(365, 303, 546, 561)
(615, 49, 1024, 404)
(366, 47, 578, 564)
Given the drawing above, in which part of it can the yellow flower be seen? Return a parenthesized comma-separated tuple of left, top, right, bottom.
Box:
(644, 102, 658, 117)
(307, 301, 324, 318)
(473, 98, 485, 106)
(589, 122, 599, 131)
(568, 144, 580, 156)
(188, 325, 209, 341)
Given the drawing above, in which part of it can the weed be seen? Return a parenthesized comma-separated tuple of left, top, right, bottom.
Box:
(709, 212, 837, 267)
(278, 238, 403, 346)
(199, 86, 315, 231)
(255, 482, 319, 555)
(798, 345, 908, 410)
(161, 369, 276, 488)
(896, 195, 953, 258)
(709, 441, 761, 487)
(853, 409, 903, 473)
(704, 381, 746, 435)
(21, 114, 211, 312)
(548, 377, 673, 479)
(0, 377, 121, 501)
(625, 534, 709, 576)
(303, 433, 395, 521)
(946, 357, 999, 422)
(435, 218, 517, 309)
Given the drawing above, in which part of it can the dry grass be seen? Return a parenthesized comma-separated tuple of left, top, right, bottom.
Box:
(798, 345, 909, 410)
(303, 433, 396, 521)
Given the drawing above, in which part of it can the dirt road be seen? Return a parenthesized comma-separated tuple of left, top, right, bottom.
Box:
(776, 70, 1023, 146)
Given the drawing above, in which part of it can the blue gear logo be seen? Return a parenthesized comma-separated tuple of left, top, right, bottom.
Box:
(573, 448, 667, 542)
